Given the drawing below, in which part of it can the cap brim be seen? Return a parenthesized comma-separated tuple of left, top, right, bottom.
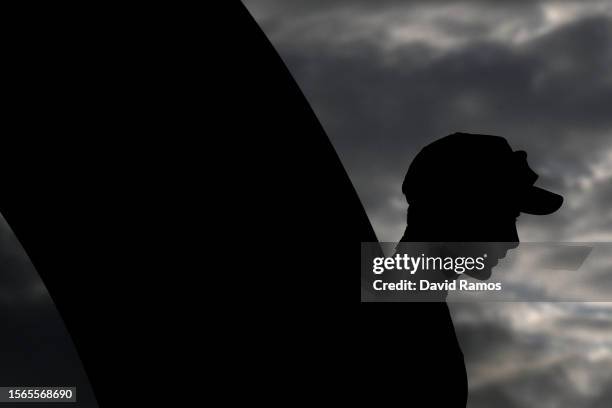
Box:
(520, 186, 563, 215)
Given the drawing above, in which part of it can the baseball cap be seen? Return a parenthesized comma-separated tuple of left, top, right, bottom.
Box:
(401, 132, 563, 215)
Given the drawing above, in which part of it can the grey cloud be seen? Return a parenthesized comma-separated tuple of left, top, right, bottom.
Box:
(452, 302, 612, 407)
(250, 2, 612, 241)
(555, 314, 612, 332)
(248, 0, 612, 57)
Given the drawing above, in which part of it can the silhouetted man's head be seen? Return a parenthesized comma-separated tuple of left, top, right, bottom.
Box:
(401, 132, 563, 243)
(398, 133, 563, 280)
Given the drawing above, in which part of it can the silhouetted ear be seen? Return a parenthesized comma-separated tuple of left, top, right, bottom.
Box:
(520, 186, 564, 215)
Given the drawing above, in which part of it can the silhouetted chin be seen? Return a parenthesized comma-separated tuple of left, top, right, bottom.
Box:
(465, 264, 493, 281)
(455, 242, 515, 281)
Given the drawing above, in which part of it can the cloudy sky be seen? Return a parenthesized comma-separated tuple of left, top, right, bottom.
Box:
(245, 1, 612, 406)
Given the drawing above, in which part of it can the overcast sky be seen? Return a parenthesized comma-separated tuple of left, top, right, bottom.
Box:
(245, 1, 612, 407)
